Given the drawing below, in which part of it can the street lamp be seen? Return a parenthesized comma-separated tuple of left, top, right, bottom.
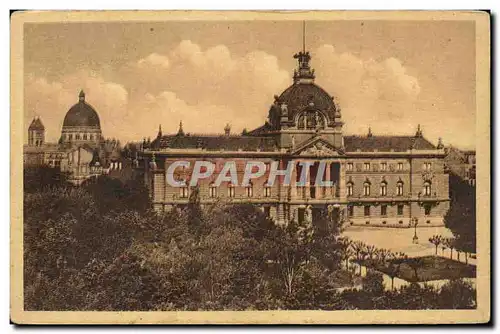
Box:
(410, 217, 419, 244)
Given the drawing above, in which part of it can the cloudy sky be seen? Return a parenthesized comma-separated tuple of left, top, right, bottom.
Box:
(24, 20, 475, 149)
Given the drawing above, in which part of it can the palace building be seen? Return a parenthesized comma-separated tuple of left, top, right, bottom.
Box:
(24, 91, 123, 185)
(139, 49, 450, 227)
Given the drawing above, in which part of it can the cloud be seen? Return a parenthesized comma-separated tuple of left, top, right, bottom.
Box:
(24, 72, 128, 142)
(313, 44, 422, 137)
(24, 40, 469, 148)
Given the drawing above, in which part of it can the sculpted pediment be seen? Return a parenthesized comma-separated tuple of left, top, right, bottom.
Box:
(292, 138, 344, 157)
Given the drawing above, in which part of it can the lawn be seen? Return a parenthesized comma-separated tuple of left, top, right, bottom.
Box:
(357, 256, 476, 283)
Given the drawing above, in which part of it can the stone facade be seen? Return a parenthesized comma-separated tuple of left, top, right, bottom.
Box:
(140, 49, 450, 228)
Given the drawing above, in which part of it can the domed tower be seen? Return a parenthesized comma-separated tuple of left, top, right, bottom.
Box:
(28, 116, 45, 147)
(60, 90, 102, 146)
(267, 48, 343, 150)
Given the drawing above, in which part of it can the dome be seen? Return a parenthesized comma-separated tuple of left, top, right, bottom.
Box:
(278, 82, 336, 116)
(62, 90, 101, 128)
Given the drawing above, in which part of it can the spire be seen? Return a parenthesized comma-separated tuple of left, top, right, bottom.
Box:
(415, 124, 423, 137)
(437, 137, 444, 149)
(367, 126, 373, 137)
(224, 123, 231, 136)
(79, 90, 85, 102)
(177, 121, 185, 136)
(293, 21, 315, 84)
(157, 124, 162, 138)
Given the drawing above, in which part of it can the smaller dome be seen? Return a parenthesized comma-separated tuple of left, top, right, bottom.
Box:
(62, 90, 101, 128)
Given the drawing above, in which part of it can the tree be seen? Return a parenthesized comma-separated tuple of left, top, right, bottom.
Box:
(406, 257, 425, 282)
(362, 270, 384, 296)
(350, 241, 367, 275)
(385, 252, 407, 290)
(428, 235, 443, 255)
(443, 238, 456, 260)
(438, 279, 476, 309)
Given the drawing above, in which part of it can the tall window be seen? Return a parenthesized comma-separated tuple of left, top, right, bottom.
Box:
(76, 134, 81, 140)
(380, 181, 387, 196)
(264, 183, 271, 197)
(424, 162, 432, 171)
(180, 186, 189, 198)
(397, 162, 404, 171)
(381, 205, 387, 216)
(380, 162, 387, 171)
(423, 181, 432, 196)
(246, 181, 253, 197)
(364, 205, 370, 217)
(89, 134, 94, 141)
(348, 205, 354, 217)
(397, 204, 404, 216)
(83, 133, 88, 140)
(209, 183, 217, 198)
(364, 162, 370, 171)
(424, 205, 432, 215)
(397, 181, 404, 196)
(347, 162, 353, 171)
(363, 182, 371, 196)
(347, 182, 354, 196)
(68, 134, 73, 141)
(228, 184, 235, 198)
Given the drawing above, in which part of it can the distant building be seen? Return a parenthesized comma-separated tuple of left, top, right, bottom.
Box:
(444, 146, 476, 186)
(140, 48, 450, 227)
(23, 91, 123, 185)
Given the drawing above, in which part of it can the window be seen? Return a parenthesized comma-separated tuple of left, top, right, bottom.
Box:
(347, 182, 353, 196)
(399, 220, 403, 225)
(347, 163, 353, 171)
(264, 183, 271, 197)
(364, 205, 370, 217)
(68, 134, 73, 141)
(426, 220, 431, 224)
(209, 183, 217, 198)
(381, 205, 387, 216)
(397, 204, 404, 216)
(397, 162, 404, 171)
(423, 181, 432, 196)
(228, 184, 235, 198)
(397, 181, 404, 196)
(424, 205, 431, 215)
(246, 182, 253, 197)
(348, 205, 354, 217)
(364, 162, 370, 171)
(76, 134, 81, 140)
(89, 134, 94, 140)
(365, 221, 370, 225)
(380, 162, 387, 171)
(83, 133, 87, 140)
(382, 221, 387, 225)
(180, 186, 189, 198)
(363, 182, 371, 196)
(424, 162, 432, 171)
(380, 182, 387, 196)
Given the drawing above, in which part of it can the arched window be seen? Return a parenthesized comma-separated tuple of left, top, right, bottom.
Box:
(75, 133, 81, 140)
(228, 183, 235, 198)
(363, 181, 371, 196)
(423, 181, 432, 196)
(246, 181, 253, 197)
(83, 133, 88, 140)
(397, 181, 404, 196)
(380, 181, 387, 196)
(297, 111, 325, 130)
(347, 182, 354, 196)
(89, 134, 94, 141)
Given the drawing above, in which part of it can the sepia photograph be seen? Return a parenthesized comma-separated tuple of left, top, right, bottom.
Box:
(10, 10, 490, 324)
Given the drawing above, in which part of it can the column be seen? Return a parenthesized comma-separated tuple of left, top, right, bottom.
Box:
(324, 161, 330, 198)
(339, 162, 346, 199)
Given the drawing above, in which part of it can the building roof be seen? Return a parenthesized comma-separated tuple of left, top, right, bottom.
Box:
(62, 90, 101, 128)
(28, 117, 45, 131)
(150, 134, 279, 152)
(278, 82, 336, 118)
(343, 135, 436, 152)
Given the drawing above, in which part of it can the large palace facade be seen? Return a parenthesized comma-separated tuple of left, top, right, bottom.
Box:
(139, 49, 450, 227)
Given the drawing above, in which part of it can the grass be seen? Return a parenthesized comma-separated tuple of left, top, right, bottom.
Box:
(356, 256, 476, 283)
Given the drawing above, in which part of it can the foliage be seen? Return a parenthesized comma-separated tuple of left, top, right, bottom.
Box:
(24, 175, 477, 311)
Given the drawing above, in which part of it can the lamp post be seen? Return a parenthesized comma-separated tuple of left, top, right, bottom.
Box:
(410, 217, 419, 244)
